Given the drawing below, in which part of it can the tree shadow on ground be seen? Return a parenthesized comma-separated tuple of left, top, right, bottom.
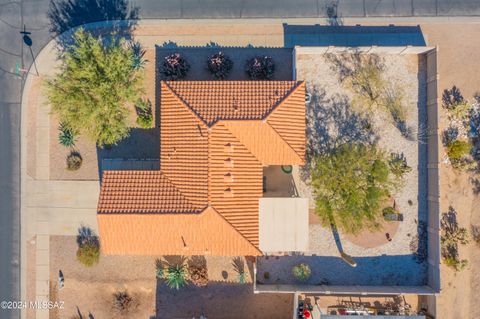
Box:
(302, 85, 377, 181)
(306, 86, 377, 157)
(48, 0, 139, 47)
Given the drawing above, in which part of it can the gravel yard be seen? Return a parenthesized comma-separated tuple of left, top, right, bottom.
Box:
(258, 51, 428, 287)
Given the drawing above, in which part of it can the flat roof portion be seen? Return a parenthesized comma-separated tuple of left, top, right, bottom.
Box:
(259, 198, 309, 253)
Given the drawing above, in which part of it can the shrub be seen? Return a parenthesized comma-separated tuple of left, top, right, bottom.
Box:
(238, 271, 246, 284)
(292, 263, 311, 281)
(442, 126, 459, 146)
(165, 264, 188, 290)
(76, 242, 100, 267)
(442, 85, 464, 110)
(129, 41, 148, 70)
(66, 152, 82, 171)
(58, 122, 77, 147)
(443, 255, 468, 272)
(161, 53, 190, 80)
(388, 152, 412, 178)
(188, 263, 208, 287)
(447, 140, 471, 164)
(343, 53, 385, 105)
(245, 56, 275, 80)
(441, 207, 469, 272)
(112, 290, 137, 315)
(207, 52, 233, 79)
(135, 99, 153, 128)
(45, 29, 143, 148)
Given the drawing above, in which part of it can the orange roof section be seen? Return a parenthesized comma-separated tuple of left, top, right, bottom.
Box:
(98, 207, 261, 256)
(164, 81, 302, 126)
(97, 80, 305, 256)
(98, 171, 200, 214)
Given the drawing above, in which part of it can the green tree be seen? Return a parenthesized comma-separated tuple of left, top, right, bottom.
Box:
(311, 144, 395, 234)
(45, 29, 144, 147)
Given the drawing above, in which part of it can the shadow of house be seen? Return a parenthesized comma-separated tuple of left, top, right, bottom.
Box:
(156, 46, 293, 81)
(256, 254, 427, 287)
(155, 280, 293, 319)
(283, 24, 426, 48)
(96, 127, 160, 178)
(48, 0, 139, 42)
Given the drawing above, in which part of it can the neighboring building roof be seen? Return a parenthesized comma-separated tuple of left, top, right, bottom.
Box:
(259, 198, 309, 253)
(97, 80, 306, 256)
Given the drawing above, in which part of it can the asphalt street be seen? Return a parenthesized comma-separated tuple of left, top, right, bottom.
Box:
(0, 1, 480, 319)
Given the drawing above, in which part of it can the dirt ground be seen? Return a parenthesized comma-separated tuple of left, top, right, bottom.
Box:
(49, 236, 290, 319)
(419, 23, 480, 319)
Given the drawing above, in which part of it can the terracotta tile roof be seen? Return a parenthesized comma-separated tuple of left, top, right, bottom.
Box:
(208, 122, 263, 245)
(97, 80, 306, 256)
(98, 171, 199, 213)
(98, 206, 261, 256)
(159, 82, 209, 208)
(266, 81, 306, 161)
(223, 120, 303, 165)
(165, 81, 302, 126)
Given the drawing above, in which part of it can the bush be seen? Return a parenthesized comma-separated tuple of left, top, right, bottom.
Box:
(207, 52, 233, 79)
(112, 290, 137, 315)
(443, 255, 468, 272)
(388, 152, 412, 178)
(76, 242, 100, 267)
(447, 140, 471, 164)
(441, 207, 469, 272)
(292, 263, 311, 281)
(161, 53, 190, 80)
(442, 85, 464, 110)
(129, 41, 148, 70)
(58, 122, 77, 147)
(66, 152, 82, 171)
(245, 56, 275, 80)
(188, 263, 208, 287)
(165, 264, 188, 290)
(135, 99, 153, 128)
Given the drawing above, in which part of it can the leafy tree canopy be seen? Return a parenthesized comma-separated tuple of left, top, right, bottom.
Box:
(46, 29, 144, 147)
(311, 143, 395, 234)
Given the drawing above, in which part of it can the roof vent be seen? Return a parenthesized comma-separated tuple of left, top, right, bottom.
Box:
(223, 187, 234, 198)
(224, 173, 234, 183)
(224, 143, 234, 153)
(224, 158, 234, 168)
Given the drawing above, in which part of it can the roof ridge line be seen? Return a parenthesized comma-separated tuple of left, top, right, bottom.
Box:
(265, 122, 303, 163)
(157, 170, 204, 213)
(262, 81, 305, 120)
(162, 81, 210, 126)
(206, 205, 262, 255)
